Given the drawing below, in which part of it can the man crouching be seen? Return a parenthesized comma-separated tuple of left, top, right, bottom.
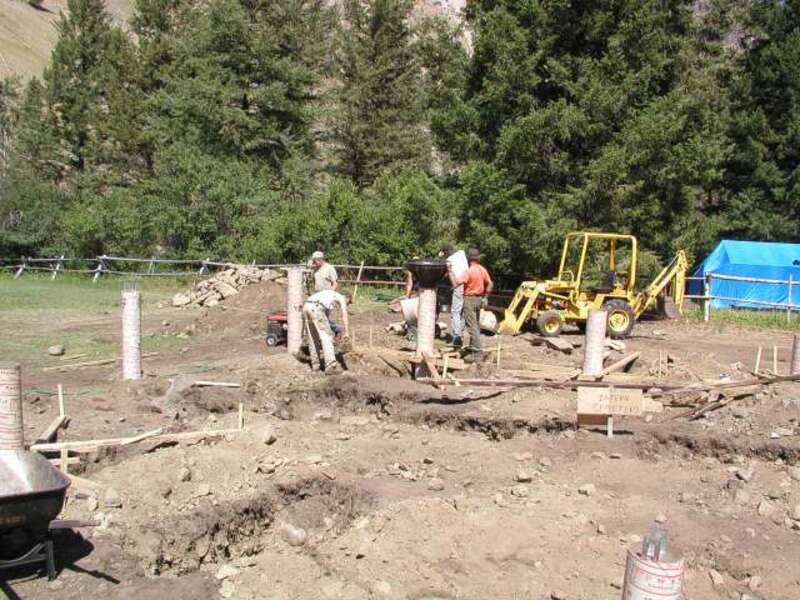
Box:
(303, 289, 351, 375)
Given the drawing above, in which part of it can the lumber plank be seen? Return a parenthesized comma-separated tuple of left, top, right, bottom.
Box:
(602, 352, 641, 376)
(43, 352, 159, 372)
(36, 415, 69, 444)
(192, 380, 241, 388)
(32, 427, 239, 454)
(422, 355, 442, 381)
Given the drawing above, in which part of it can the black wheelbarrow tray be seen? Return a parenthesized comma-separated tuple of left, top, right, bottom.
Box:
(0, 449, 71, 579)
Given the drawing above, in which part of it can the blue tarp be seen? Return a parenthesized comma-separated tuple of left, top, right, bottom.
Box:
(690, 240, 800, 309)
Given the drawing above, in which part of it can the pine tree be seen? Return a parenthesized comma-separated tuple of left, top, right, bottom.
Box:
(720, 0, 800, 241)
(331, 0, 431, 186)
(438, 0, 730, 274)
(42, 0, 126, 177)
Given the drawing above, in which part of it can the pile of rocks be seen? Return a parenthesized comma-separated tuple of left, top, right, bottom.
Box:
(172, 264, 282, 308)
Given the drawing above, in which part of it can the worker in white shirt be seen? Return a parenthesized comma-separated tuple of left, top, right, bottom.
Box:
(303, 289, 351, 374)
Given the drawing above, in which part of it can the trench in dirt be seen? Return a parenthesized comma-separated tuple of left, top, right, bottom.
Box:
(281, 380, 800, 464)
(134, 475, 374, 576)
(642, 431, 800, 465)
(281, 381, 574, 441)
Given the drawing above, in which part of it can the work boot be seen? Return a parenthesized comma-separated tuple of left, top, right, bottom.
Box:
(464, 351, 484, 364)
(324, 362, 343, 376)
(451, 336, 463, 349)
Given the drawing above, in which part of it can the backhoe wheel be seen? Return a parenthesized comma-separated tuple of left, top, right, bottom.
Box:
(536, 310, 564, 337)
(604, 300, 636, 339)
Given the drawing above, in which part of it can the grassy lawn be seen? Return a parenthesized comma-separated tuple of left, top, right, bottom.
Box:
(0, 273, 193, 366)
(685, 306, 800, 331)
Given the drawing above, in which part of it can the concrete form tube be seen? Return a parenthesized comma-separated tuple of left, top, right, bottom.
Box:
(416, 288, 437, 357)
(582, 309, 607, 377)
(0, 361, 24, 449)
(287, 268, 304, 355)
(121, 286, 142, 381)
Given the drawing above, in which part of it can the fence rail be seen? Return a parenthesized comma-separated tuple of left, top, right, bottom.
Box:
(684, 272, 799, 323)
(0, 255, 410, 288)
(8, 257, 794, 314)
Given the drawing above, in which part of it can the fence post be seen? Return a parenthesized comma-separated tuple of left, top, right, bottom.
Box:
(703, 274, 712, 323)
(13, 256, 27, 279)
(92, 255, 106, 283)
(198, 258, 209, 276)
(788, 275, 793, 324)
(147, 257, 155, 274)
(51, 255, 65, 280)
(352, 260, 366, 301)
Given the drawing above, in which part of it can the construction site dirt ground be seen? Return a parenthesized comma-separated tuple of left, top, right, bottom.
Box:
(2, 277, 800, 600)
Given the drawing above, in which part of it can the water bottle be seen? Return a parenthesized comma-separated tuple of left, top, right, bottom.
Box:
(642, 524, 668, 561)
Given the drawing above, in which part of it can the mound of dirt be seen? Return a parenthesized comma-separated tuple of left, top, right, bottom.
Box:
(194, 280, 287, 337)
(173, 265, 282, 308)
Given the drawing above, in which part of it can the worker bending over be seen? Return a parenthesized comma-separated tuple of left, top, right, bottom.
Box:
(303, 289, 351, 375)
(451, 248, 493, 363)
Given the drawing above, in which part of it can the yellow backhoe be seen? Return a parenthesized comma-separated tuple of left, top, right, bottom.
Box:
(498, 232, 688, 339)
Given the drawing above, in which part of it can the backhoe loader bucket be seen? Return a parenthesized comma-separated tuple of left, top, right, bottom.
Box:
(498, 282, 543, 334)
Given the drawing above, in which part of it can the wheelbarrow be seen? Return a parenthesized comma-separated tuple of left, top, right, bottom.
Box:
(0, 449, 71, 580)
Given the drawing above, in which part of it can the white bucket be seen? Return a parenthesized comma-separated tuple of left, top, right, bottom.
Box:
(400, 297, 419, 325)
(479, 309, 497, 332)
(622, 549, 684, 600)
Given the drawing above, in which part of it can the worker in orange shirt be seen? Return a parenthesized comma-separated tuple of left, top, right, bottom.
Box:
(450, 248, 493, 362)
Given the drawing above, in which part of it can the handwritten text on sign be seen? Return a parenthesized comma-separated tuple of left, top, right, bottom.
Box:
(577, 387, 644, 416)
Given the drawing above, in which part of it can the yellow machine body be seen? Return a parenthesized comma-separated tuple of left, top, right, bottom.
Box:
(498, 232, 688, 339)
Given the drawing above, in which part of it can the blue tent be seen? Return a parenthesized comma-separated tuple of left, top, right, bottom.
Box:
(691, 240, 800, 309)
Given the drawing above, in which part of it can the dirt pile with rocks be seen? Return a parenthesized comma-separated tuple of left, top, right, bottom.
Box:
(172, 265, 283, 308)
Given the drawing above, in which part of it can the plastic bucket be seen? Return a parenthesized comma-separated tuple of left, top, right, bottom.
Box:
(622, 549, 684, 600)
(479, 309, 497, 332)
(400, 297, 419, 324)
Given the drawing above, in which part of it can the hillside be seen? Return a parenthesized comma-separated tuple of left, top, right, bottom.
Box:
(0, 0, 134, 80)
(0, 0, 464, 81)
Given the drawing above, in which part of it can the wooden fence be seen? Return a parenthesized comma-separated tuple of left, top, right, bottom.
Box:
(0, 255, 410, 287)
(685, 273, 798, 323)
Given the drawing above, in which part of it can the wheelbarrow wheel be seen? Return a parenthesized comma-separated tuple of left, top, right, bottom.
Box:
(536, 310, 564, 337)
(265, 334, 280, 347)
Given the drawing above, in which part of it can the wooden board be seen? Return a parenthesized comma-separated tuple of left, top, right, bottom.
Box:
(577, 386, 644, 417)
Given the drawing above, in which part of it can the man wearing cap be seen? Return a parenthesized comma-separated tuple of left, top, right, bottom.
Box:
(451, 248, 493, 362)
(303, 289, 351, 374)
(310, 251, 338, 292)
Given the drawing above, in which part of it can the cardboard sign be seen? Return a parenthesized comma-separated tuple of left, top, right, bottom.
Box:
(577, 387, 644, 417)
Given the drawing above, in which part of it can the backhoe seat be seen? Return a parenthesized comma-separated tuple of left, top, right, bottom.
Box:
(591, 270, 618, 294)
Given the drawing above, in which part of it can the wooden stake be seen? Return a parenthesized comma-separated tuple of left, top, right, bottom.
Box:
(442, 355, 449, 379)
(773, 345, 778, 375)
(57, 384, 65, 417)
(352, 260, 366, 301)
(496, 336, 502, 368)
(755, 346, 763, 373)
(238, 402, 244, 431)
(60, 448, 69, 474)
